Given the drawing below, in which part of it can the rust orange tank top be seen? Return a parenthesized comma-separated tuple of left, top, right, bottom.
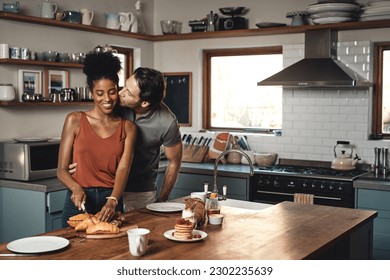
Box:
(72, 112, 126, 188)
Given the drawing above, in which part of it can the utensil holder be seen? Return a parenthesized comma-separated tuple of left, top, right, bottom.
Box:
(182, 144, 209, 163)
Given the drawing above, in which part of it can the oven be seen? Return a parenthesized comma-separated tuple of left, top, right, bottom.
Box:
(250, 162, 369, 208)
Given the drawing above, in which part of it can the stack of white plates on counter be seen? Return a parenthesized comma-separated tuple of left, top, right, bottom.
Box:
(306, 1, 361, 24)
(360, 0, 390, 21)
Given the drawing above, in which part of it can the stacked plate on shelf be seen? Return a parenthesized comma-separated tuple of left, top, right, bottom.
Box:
(306, 1, 361, 24)
(360, 0, 390, 21)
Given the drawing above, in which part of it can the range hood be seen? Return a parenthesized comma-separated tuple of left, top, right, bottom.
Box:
(257, 29, 371, 88)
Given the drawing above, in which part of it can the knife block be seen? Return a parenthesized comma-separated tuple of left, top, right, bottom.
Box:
(182, 144, 209, 162)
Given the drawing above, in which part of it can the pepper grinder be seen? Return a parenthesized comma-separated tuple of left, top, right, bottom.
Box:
(374, 147, 381, 176)
(381, 147, 388, 176)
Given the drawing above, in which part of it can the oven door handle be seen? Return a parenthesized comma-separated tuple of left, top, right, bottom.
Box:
(255, 190, 342, 201)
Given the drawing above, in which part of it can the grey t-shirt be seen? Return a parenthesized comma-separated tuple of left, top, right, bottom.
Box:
(118, 102, 181, 192)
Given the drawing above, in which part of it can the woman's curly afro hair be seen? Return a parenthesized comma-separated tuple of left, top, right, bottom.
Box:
(83, 51, 122, 89)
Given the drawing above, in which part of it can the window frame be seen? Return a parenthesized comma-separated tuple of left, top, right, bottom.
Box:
(202, 46, 283, 132)
(372, 42, 390, 139)
(111, 46, 134, 86)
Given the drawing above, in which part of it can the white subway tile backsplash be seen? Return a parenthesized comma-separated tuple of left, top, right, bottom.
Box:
(249, 40, 377, 164)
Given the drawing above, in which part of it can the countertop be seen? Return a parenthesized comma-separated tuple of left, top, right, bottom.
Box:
(0, 161, 252, 193)
(354, 172, 390, 191)
(0, 201, 377, 260)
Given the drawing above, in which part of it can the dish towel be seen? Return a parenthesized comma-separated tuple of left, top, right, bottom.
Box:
(294, 193, 314, 204)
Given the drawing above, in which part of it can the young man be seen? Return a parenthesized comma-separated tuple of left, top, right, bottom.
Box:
(70, 67, 182, 210)
(117, 67, 182, 210)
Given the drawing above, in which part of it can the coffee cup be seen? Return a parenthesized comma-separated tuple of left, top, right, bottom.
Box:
(80, 8, 94, 25)
(9, 47, 20, 59)
(63, 11, 81, 23)
(0, 43, 9, 59)
(127, 228, 150, 256)
(191, 192, 206, 203)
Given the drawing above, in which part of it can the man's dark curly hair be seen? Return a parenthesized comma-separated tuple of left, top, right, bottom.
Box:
(83, 51, 122, 89)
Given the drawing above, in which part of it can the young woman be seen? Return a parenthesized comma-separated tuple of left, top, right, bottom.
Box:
(57, 51, 137, 227)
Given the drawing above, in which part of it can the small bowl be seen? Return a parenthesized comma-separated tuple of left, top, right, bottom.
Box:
(208, 214, 224, 225)
(44, 51, 58, 62)
(161, 20, 182, 34)
(254, 152, 277, 167)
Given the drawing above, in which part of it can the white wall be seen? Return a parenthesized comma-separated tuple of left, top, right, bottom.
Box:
(0, 0, 387, 166)
(152, 0, 389, 166)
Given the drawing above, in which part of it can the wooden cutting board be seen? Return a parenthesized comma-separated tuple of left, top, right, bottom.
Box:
(85, 223, 138, 239)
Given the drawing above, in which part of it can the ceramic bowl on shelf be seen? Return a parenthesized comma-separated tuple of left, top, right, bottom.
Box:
(44, 51, 58, 62)
(160, 20, 182, 34)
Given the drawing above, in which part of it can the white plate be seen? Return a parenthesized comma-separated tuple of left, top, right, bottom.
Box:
(13, 137, 51, 142)
(307, 3, 360, 14)
(313, 16, 354, 24)
(310, 11, 355, 19)
(7, 236, 70, 254)
(361, 6, 390, 14)
(164, 229, 207, 242)
(146, 202, 185, 212)
(360, 13, 390, 20)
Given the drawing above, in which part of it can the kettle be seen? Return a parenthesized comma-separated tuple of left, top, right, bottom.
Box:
(331, 141, 359, 170)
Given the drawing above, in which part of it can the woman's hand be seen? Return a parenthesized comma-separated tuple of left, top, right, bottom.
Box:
(97, 199, 117, 222)
(70, 188, 86, 211)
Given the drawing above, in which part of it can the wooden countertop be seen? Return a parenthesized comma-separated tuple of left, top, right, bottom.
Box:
(0, 202, 377, 260)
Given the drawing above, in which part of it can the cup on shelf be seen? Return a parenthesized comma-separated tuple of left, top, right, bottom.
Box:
(36, 52, 45, 61)
(58, 52, 70, 62)
(44, 51, 58, 62)
(80, 9, 94, 25)
(0, 43, 9, 59)
(9, 47, 20, 59)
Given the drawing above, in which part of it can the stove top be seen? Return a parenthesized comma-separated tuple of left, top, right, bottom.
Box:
(255, 165, 370, 180)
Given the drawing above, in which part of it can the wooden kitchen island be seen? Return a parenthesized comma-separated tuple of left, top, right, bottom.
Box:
(0, 201, 377, 260)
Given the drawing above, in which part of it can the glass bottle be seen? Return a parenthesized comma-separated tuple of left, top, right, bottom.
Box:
(206, 192, 221, 218)
(135, 0, 147, 34)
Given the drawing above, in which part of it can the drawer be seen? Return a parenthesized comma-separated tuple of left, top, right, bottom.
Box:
(47, 190, 67, 213)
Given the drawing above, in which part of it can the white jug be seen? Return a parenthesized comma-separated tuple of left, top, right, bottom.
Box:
(119, 12, 135, 32)
(39, 0, 57, 19)
(80, 8, 94, 25)
(105, 13, 125, 30)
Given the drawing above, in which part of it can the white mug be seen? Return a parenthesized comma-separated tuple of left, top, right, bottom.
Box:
(80, 8, 94, 25)
(0, 43, 9, 58)
(127, 228, 150, 256)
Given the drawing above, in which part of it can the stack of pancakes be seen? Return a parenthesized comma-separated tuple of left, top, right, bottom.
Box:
(173, 218, 195, 240)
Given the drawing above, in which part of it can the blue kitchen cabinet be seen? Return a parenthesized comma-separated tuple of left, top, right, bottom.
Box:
(0, 187, 67, 243)
(356, 187, 390, 260)
(168, 173, 249, 201)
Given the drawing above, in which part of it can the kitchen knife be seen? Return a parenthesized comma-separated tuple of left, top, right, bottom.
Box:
(186, 134, 192, 145)
(181, 134, 187, 141)
(0, 253, 38, 257)
(204, 137, 212, 147)
(81, 202, 95, 224)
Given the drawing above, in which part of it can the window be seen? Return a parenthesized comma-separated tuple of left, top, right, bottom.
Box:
(202, 47, 283, 132)
(372, 42, 390, 138)
(112, 46, 134, 87)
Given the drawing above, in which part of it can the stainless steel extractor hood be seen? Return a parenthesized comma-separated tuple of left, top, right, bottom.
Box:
(257, 29, 371, 88)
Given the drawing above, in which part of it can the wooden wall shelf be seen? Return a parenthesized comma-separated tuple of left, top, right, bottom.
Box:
(2, 12, 390, 42)
(0, 101, 93, 107)
(0, 58, 83, 68)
